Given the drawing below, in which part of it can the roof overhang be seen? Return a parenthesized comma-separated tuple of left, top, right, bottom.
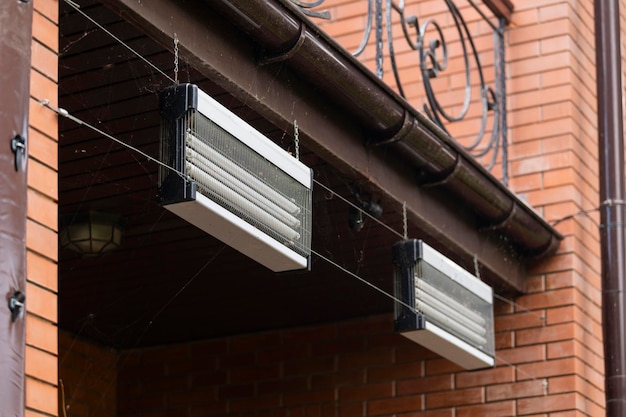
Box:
(99, 0, 561, 293)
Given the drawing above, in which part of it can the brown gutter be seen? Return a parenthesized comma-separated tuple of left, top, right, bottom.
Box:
(594, 0, 626, 414)
(208, 0, 562, 259)
(483, 0, 514, 23)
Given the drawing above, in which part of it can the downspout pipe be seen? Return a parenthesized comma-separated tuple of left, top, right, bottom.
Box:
(594, 0, 626, 414)
(208, 0, 561, 258)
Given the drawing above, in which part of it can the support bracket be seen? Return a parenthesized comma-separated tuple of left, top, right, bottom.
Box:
(10, 134, 26, 172)
(8, 291, 25, 322)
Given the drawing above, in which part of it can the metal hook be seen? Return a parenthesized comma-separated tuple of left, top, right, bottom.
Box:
(8, 291, 25, 322)
(10, 134, 27, 172)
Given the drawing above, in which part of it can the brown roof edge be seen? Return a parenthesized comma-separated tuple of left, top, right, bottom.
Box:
(483, 0, 514, 23)
(209, 0, 561, 260)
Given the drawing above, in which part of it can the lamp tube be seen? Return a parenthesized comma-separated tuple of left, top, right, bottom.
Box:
(186, 163, 301, 242)
(415, 299, 488, 347)
(415, 288, 486, 336)
(187, 133, 301, 215)
(186, 147, 301, 228)
(416, 278, 486, 324)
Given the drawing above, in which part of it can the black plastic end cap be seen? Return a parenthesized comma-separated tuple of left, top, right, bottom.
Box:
(159, 83, 199, 120)
(158, 176, 197, 206)
(392, 239, 424, 268)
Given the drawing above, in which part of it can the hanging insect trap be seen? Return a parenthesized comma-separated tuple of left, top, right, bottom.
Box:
(393, 239, 495, 369)
(158, 84, 312, 272)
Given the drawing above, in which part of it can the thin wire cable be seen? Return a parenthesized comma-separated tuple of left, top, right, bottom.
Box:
(39, 99, 187, 181)
(311, 249, 545, 378)
(493, 293, 546, 323)
(551, 206, 600, 228)
(66, 245, 227, 414)
(59, 318, 91, 366)
(56, 0, 550, 397)
(312, 249, 415, 312)
(112, 245, 226, 374)
(48, 101, 577, 332)
(313, 247, 546, 341)
(114, 245, 226, 366)
(49, 5, 546, 339)
(62, 0, 175, 83)
(59, 379, 69, 417)
(43, 98, 547, 337)
(50, 98, 545, 377)
(45, 97, 411, 315)
(47, 98, 398, 247)
(494, 352, 548, 385)
(313, 179, 404, 239)
(145, 244, 226, 329)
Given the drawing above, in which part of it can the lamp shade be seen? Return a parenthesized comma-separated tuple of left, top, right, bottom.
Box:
(60, 211, 123, 256)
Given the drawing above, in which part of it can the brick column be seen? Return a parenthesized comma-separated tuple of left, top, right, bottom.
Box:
(26, 0, 59, 416)
(507, 0, 604, 414)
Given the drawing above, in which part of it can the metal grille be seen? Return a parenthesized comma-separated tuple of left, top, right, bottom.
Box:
(184, 111, 312, 257)
(415, 261, 494, 357)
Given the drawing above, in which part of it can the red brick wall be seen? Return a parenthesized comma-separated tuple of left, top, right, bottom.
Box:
(58, 332, 117, 417)
(57, 306, 602, 417)
(55, 1, 607, 416)
(116, 315, 454, 417)
(26, 0, 59, 416)
(318, 1, 604, 414)
(506, 0, 603, 414)
(113, 311, 601, 417)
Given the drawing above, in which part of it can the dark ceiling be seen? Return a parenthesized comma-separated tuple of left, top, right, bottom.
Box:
(58, 0, 409, 348)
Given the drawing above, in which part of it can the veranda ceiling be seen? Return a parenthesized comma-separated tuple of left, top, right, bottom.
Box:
(57, 0, 559, 348)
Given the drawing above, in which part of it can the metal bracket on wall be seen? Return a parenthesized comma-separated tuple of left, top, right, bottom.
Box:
(8, 291, 25, 322)
(10, 134, 26, 172)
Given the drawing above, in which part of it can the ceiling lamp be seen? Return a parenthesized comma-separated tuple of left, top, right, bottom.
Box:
(158, 84, 312, 272)
(60, 211, 123, 257)
(392, 239, 495, 370)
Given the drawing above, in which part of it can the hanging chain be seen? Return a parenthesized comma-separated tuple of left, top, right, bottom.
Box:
(473, 255, 481, 279)
(173, 33, 179, 85)
(402, 201, 408, 239)
(293, 120, 300, 160)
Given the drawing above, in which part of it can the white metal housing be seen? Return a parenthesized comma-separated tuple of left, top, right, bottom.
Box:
(393, 239, 495, 370)
(159, 84, 312, 272)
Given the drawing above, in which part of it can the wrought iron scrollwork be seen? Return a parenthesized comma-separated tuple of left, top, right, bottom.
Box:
(290, 0, 331, 19)
(411, 1, 502, 172)
(290, 0, 508, 183)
